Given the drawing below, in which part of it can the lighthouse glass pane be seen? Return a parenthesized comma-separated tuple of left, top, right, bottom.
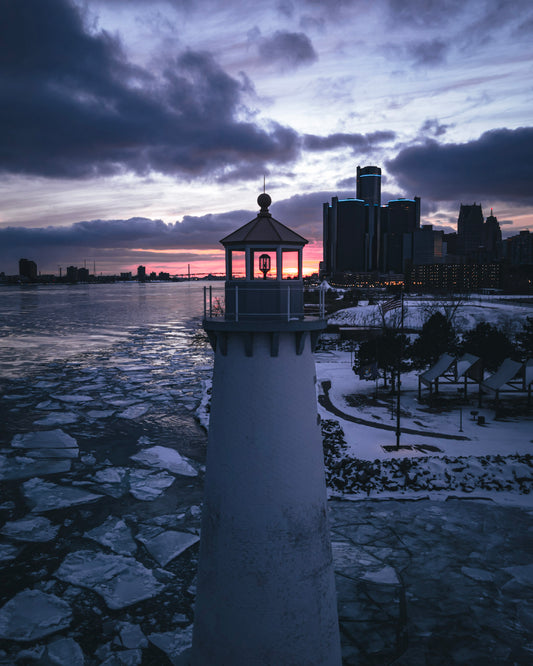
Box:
(282, 250, 299, 279)
(253, 251, 276, 279)
(230, 251, 246, 279)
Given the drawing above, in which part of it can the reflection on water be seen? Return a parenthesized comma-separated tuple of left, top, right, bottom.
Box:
(0, 282, 210, 378)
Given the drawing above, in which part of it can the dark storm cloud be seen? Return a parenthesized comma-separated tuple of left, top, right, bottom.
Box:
(0, 190, 336, 268)
(0, 213, 250, 255)
(0, 0, 300, 180)
(387, 127, 533, 203)
(419, 119, 451, 138)
(257, 30, 318, 69)
(303, 131, 396, 152)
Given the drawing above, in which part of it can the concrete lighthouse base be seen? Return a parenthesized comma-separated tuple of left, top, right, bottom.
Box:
(192, 326, 341, 665)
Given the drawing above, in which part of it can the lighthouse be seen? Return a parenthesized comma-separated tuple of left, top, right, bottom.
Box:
(192, 193, 341, 665)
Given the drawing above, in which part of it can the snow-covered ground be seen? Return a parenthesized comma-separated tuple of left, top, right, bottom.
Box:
(316, 347, 533, 507)
(329, 294, 533, 333)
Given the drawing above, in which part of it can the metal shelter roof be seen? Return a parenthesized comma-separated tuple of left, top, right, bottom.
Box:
(482, 359, 523, 394)
(419, 353, 455, 387)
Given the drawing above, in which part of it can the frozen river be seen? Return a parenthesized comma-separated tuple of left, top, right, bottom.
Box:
(0, 282, 215, 663)
(1, 283, 532, 664)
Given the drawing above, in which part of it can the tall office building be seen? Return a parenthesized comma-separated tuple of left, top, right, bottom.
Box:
(457, 204, 484, 258)
(484, 209, 502, 261)
(323, 197, 368, 274)
(323, 165, 421, 277)
(19, 258, 37, 280)
(381, 198, 421, 272)
(356, 165, 381, 204)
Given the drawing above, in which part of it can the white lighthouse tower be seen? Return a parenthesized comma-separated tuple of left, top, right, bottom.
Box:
(192, 193, 341, 665)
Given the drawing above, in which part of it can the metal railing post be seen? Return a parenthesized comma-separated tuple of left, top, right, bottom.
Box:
(209, 286, 212, 318)
(203, 286, 207, 318)
(235, 285, 239, 322)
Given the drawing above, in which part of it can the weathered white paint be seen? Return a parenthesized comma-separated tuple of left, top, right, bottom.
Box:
(192, 330, 341, 665)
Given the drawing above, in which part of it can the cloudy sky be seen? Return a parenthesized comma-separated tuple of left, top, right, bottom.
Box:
(1, 0, 532, 276)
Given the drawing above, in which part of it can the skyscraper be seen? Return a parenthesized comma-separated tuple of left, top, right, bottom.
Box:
(457, 203, 484, 258)
(323, 197, 368, 274)
(356, 165, 381, 204)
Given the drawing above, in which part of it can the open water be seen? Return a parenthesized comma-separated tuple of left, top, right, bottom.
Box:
(0, 282, 216, 663)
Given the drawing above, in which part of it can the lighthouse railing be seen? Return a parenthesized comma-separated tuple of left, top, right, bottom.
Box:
(204, 284, 316, 321)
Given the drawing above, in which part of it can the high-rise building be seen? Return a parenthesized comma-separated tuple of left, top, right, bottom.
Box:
(137, 265, 146, 280)
(403, 225, 444, 267)
(457, 203, 484, 258)
(504, 230, 533, 265)
(323, 166, 421, 277)
(380, 198, 421, 272)
(66, 266, 78, 282)
(323, 197, 368, 274)
(356, 165, 381, 205)
(484, 209, 502, 261)
(19, 258, 37, 280)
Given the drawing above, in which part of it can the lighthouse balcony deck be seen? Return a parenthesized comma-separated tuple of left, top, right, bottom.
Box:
(203, 282, 326, 322)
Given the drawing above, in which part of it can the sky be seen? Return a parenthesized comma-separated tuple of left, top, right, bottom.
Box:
(1, 0, 532, 277)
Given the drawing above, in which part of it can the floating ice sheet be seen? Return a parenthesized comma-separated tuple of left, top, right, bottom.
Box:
(52, 394, 94, 403)
(46, 637, 85, 666)
(1, 516, 60, 542)
(0, 589, 72, 642)
(0, 543, 20, 563)
(24, 478, 102, 512)
(33, 412, 78, 426)
(86, 410, 116, 419)
(85, 517, 137, 555)
(11, 429, 78, 452)
(148, 626, 193, 664)
(117, 622, 148, 649)
(137, 530, 199, 566)
(55, 550, 165, 609)
(130, 446, 197, 477)
(0, 455, 71, 481)
(129, 469, 175, 501)
(119, 404, 150, 419)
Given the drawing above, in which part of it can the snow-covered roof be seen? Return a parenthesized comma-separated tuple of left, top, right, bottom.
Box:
(419, 353, 455, 386)
(482, 359, 523, 394)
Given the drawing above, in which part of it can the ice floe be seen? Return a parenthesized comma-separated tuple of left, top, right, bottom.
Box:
(148, 625, 193, 664)
(0, 454, 71, 481)
(116, 622, 148, 649)
(0, 543, 20, 563)
(1, 516, 60, 542)
(0, 589, 72, 642)
(119, 404, 150, 419)
(52, 394, 94, 403)
(136, 529, 199, 566)
(33, 412, 78, 426)
(85, 517, 137, 555)
(46, 637, 85, 665)
(55, 550, 165, 609)
(23, 478, 102, 512)
(130, 446, 197, 477)
(129, 469, 175, 501)
(11, 429, 78, 453)
(86, 409, 116, 419)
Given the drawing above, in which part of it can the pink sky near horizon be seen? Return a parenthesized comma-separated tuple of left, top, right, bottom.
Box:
(123, 243, 324, 278)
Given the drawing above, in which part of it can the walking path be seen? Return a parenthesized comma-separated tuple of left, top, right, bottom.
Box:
(319, 381, 470, 441)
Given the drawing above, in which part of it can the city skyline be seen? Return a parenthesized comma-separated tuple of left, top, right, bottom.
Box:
(1, 0, 532, 276)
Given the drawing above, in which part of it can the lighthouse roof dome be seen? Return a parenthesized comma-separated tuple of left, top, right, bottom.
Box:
(220, 193, 308, 247)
